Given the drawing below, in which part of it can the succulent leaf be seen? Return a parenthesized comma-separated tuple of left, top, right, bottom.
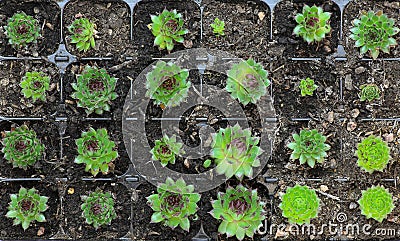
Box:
(359, 84, 380, 102)
(293, 5, 331, 44)
(70, 65, 118, 116)
(5, 12, 41, 48)
(350, 11, 399, 59)
(226, 59, 270, 105)
(149, 9, 188, 51)
(81, 188, 116, 229)
(68, 17, 96, 52)
(211, 124, 263, 180)
(6, 187, 48, 230)
(145, 61, 191, 108)
(358, 186, 394, 222)
(20, 71, 50, 102)
(74, 128, 118, 176)
(210, 185, 265, 240)
(299, 77, 318, 96)
(1, 125, 44, 169)
(356, 135, 390, 173)
(146, 178, 200, 232)
(279, 185, 320, 224)
(287, 129, 330, 168)
(210, 18, 225, 36)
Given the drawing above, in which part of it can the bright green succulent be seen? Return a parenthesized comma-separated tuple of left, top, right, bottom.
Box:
(81, 188, 116, 229)
(358, 186, 394, 222)
(211, 124, 263, 180)
(145, 61, 190, 108)
(5, 12, 41, 48)
(147, 177, 200, 231)
(287, 129, 330, 168)
(210, 185, 265, 240)
(1, 125, 44, 170)
(360, 84, 380, 102)
(299, 77, 318, 96)
(68, 17, 96, 52)
(20, 71, 50, 102)
(71, 65, 118, 115)
(226, 59, 270, 105)
(148, 9, 188, 51)
(356, 135, 390, 173)
(350, 11, 400, 59)
(150, 134, 184, 167)
(293, 5, 331, 44)
(6, 187, 48, 230)
(74, 128, 118, 176)
(210, 17, 225, 37)
(279, 185, 320, 224)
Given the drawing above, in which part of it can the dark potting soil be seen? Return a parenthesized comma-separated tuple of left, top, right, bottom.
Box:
(0, 0, 61, 57)
(63, 182, 131, 240)
(62, 120, 130, 181)
(342, 60, 400, 119)
(271, 60, 340, 119)
(273, 0, 340, 58)
(63, 60, 134, 120)
(202, 0, 270, 59)
(0, 60, 60, 117)
(0, 181, 59, 239)
(343, 0, 400, 60)
(0, 120, 60, 178)
(131, 0, 201, 59)
(63, 0, 131, 57)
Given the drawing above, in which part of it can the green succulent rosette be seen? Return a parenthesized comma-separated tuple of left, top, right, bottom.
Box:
(5, 12, 41, 48)
(81, 189, 117, 229)
(358, 186, 394, 222)
(356, 135, 390, 173)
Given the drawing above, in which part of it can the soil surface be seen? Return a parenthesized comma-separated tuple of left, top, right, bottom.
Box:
(343, 0, 400, 60)
(202, 0, 270, 59)
(0, 0, 60, 57)
(0, 60, 60, 117)
(63, 182, 130, 240)
(0, 120, 60, 178)
(0, 181, 59, 239)
(273, 0, 340, 58)
(63, 0, 131, 57)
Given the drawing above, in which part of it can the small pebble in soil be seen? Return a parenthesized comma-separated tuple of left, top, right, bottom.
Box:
(349, 202, 358, 210)
(327, 111, 334, 123)
(37, 227, 45, 236)
(347, 121, 357, 131)
(320, 185, 329, 192)
(351, 109, 360, 118)
(345, 74, 353, 90)
(383, 133, 394, 142)
(68, 187, 74, 194)
(355, 66, 366, 74)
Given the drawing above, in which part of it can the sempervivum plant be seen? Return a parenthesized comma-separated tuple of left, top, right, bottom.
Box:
(226, 59, 270, 105)
(74, 128, 118, 176)
(287, 129, 330, 168)
(5, 12, 41, 48)
(211, 17, 225, 37)
(210, 185, 265, 240)
(279, 185, 320, 224)
(1, 125, 44, 169)
(149, 9, 188, 51)
(350, 11, 400, 59)
(293, 5, 331, 44)
(211, 124, 263, 180)
(81, 189, 116, 229)
(20, 71, 50, 102)
(358, 186, 394, 222)
(68, 17, 97, 52)
(360, 84, 380, 102)
(147, 178, 200, 231)
(356, 135, 390, 173)
(71, 65, 118, 115)
(150, 134, 184, 167)
(299, 77, 318, 97)
(6, 187, 48, 230)
(146, 61, 190, 108)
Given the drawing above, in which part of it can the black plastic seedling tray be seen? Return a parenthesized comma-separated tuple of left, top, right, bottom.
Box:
(1, 0, 400, 240)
